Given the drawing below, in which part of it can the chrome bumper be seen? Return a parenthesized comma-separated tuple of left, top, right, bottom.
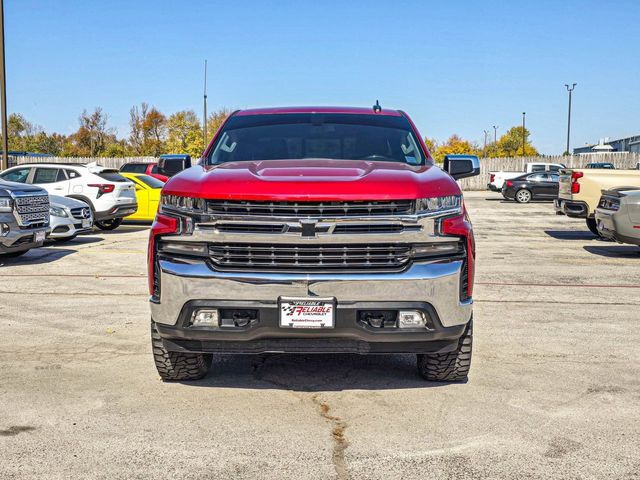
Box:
(554, 198, 589, 218)
(150, 258, 472, 328)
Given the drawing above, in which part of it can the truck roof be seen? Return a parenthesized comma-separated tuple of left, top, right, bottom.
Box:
(235, 106, 403, 117)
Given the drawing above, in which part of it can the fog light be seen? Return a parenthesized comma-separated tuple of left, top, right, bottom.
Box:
(0, 223, 9, 236)
(191, 309, 218, 327)
(398, 310, 426, 328)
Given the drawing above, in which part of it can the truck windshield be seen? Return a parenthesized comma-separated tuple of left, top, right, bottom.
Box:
(207, 113, 426, 166)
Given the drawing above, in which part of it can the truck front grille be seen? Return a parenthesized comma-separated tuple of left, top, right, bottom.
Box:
(206, 200, 414, 218)
(14, 194, 50, 227)
(209, 243, 411, 272)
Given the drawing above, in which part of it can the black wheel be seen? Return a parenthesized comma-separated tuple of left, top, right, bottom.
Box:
(1, 249, 29, 258)
(417, 319, 472, 382)
(151, 322, 212, 381)
(586, 218, 601, 237)
(95, 218, 123, 231)
(515, 189, 532, 203)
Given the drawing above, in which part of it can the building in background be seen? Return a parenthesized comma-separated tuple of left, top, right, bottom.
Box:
(574, 135, 640, 154)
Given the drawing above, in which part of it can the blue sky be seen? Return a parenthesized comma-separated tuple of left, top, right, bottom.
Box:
(6, 0, 639, 154)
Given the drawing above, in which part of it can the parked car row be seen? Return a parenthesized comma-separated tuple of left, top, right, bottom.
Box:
(487, 161, 565, 191)
(486, 162, 640, 248)
(0, 161, 169, 258)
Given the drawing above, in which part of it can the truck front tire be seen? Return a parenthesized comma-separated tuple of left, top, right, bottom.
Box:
(417, 319, 472, 382)
(151, 322, 212, 381)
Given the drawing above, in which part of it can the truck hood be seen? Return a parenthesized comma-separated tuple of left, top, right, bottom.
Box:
(162, 159, 460, 201)
(0, 180, 48, 196)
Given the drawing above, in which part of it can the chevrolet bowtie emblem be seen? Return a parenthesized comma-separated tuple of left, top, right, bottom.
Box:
(288, 220, 332, 237)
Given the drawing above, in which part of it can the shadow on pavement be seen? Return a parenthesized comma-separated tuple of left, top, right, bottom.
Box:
(183, 353, 458, 391)
(545, 230, 595, 241)
(0, 246, 76, 266)
(583, 245, 640, 258)
(46, 235, 103, 246)
(97, 225, 150, 234)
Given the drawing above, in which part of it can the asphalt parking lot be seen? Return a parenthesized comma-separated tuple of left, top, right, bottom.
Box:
(1, 191, 639, 480)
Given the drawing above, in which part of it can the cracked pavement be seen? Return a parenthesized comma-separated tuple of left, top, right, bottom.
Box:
(1, 193, 639, 479)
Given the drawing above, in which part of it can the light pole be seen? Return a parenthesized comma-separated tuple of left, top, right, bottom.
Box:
(565, 83, 576, 155)
(522, 112, 526, 156)
(0, 0, 8, 171)
(483, 129, 489, 156)
(492, 125, 498, 144)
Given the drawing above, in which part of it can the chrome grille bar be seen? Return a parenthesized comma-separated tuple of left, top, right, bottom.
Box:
(12, 193, 50, 227)
(206, 200, 414, 218)
(209, 243, 411, 271)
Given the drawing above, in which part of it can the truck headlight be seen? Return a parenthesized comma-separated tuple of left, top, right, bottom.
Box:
(0, 197, 12, 213)
(415, 195, 462, 215)
(49, 206, 68, 217)
(160, 195, 205, 213)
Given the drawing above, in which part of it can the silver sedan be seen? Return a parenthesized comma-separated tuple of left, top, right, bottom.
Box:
(595, 187, 640, 246)
(48, 195, 93, 241)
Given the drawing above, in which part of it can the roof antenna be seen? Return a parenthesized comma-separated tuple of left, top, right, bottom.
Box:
(373, 100, 382, 113)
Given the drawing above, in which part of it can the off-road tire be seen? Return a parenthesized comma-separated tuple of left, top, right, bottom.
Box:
(151, 322, 212, 381)
(95, 218, 123, 231)
(417, 319, 472, 382)
(515, 189, 532, 203)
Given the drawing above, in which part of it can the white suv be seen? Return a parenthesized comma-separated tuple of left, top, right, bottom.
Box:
(0, 162, 137, 230)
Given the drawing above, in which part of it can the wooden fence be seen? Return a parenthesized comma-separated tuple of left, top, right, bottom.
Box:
(8, 156, 156, 170)
(8, 153, 640, 191)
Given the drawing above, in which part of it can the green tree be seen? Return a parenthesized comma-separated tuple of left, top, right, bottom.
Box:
(206, 107, 233, 143)
(428, 134, 481, 163)
(166, 110, 203, 157)
(128, 103, 167, 156)
(496, 126, 538, 157)
(63, 108, 119, 156)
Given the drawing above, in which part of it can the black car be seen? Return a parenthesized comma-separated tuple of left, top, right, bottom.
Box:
(501, 172, 559, 203)
(586, 162, 615, 169)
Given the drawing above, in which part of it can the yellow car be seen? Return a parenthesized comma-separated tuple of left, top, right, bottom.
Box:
(120, 173, 164, 221)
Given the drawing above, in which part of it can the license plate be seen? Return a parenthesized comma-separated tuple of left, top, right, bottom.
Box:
(82, 219, 92, 228)
(34, 231, 46, 243)
(279, 297, 335, 329)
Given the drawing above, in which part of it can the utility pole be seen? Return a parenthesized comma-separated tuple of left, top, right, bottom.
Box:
(0, 0, 8, 171)
(492, 125, 498, 144)
(483, 130, 489, 156)
(522, 112, 526, 156)
(565, 83, 576, 155)
(203, 59, 208, 150)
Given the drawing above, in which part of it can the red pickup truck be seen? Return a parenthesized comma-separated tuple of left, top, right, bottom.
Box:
(148, 106, 480, 382)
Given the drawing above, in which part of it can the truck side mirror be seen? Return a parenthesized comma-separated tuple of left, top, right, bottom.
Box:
(443, 155, 480, 180)
(158, 155, 192, 177)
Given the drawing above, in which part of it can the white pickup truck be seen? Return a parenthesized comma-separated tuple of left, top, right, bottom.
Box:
(488, 162, 565, 191)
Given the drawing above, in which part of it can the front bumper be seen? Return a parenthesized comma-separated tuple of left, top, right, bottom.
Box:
(150, 258, 472, 354)
(49, 216, 93, 239)
(0, 222, 49, 254)
(554, 198, 589, 218)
